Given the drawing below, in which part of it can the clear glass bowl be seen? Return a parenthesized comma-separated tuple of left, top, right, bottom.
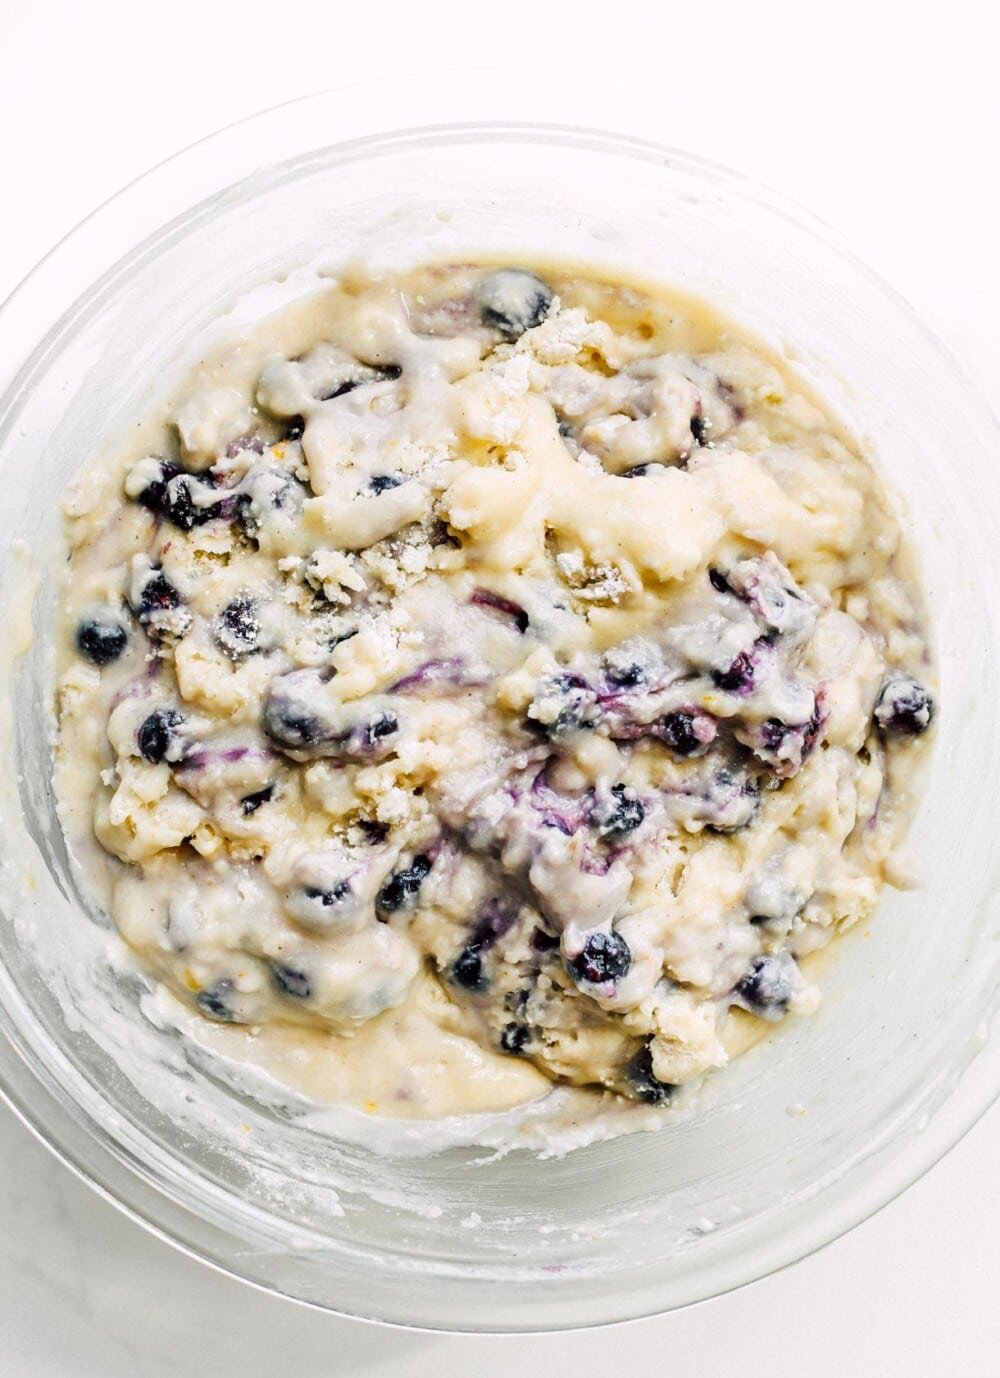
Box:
(0, 106, 998, 1333)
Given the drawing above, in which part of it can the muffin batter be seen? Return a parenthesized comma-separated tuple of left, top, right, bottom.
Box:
(55, 262, 935, 1119)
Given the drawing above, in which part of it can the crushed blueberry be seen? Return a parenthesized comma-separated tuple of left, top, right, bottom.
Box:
(451, 943, 487, 991)
(271, 963, 311, 1000)
(595, 784, 645, 839)
(627, 1045, 674, 1105)
(712, 649, 756, 694)
(282, 416, 305, 441)
(470, 587, 530, 633)
(196, 980, 236, 1022)
(733, 953, 796, 1020)
(358, 819, 389, 844)
(621, 465, 650, 478)
(368, 473, 404, 494)
(215, 594, 261, 660)
(376, 855, 432, 915)
(500, 1022, 531, 1054)
(568, 930, 632, 985)
(475, 268, 553, 339)
(708, 567, 730, 593)
(240, 784, 274, 816)
(75, 616, 128, 666)
(137, 708, 186, 764)
(873, 675, 934, 737)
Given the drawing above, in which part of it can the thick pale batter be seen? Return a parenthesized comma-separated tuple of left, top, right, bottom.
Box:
(55, 262, 935, 1121)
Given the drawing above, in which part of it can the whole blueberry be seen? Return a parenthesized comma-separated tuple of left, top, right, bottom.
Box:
(136, 570, 182, 621)
(368, 473, 404, 494)
(475, 269, 554, 339)
(302, 880, 351, 906)
(359, 712, 399, 751)
(131, 457, 181, 514)
(376, 856, 432, 915)
(262, 669, 330, 751)
(627, 1045, 674, 1105)
(690, 414, 711, 446)
(215, 594, 261, 659)
(163, 473, 220, 531)
(595, 784, 645, 840)
(272, 963, 311, 1000)
(874, 675, 934, 737)
(568, 930, 632, 985)
(240, 784, 274, 816)
(604, 660, 645, 688)
(451, 943, 487, 992)
(659, 710, 706, 756)
(500, 1022, 531, 1054)
(733, 953, 795, 1020)
(75, 616, 128, 666)
(196, 980, 236, 1022)
(530, 672, 598, 736)
(137, 708, 186, 764)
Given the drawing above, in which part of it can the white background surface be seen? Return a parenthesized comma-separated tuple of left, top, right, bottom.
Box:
(1, 2, 998, 1373)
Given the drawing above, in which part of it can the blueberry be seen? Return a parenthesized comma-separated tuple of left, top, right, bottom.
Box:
(75, 616, 128, 666)
(568, 930, 631, 985)
(240, 784, 274, 816)
(733, 953, 796, 1020)
(368, 474, 404, 494)
(320, 363, 401, 401)
(451, 943, 487, 991)
(358, 819, 389, 844)
(272, 963, 311, 1000)
(595, 784, 644, 839)
(196, 980, 236, 1022)
(137, 571, 182, 619)
(376, 856, 432, 915)
(659, 710, 706, 756)
(690, 414, 711, 446)
(131, 457, 182, 513)
(163, 473, 220, 531)
(874, 675, 934, 737)
(712, 649, 756, 694)
(500, 1022, 531, 1054)
(703, 768, 761, 834)
(627, 1045, 674, 1105)
(302, 880, 351, 906)
(360, 712, 399, 750)
(262, 669, 331, 751)
(475, 269, 553, 339)
(621, 465, 650, 478)
(529, 672, 598, 736)
(604, 660, 645, 688)
(137, 708, 185, 764)
(282, 416, 305, 441)
(215, 594, 261, 659)
(708, 567, 730, 593)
